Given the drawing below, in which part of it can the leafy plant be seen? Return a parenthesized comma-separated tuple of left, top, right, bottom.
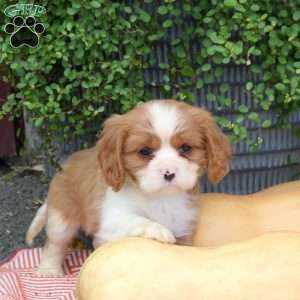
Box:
(1, 0, 300, 152)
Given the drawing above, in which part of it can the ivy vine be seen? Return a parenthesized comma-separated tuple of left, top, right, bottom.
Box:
(1, 0, 300, 152)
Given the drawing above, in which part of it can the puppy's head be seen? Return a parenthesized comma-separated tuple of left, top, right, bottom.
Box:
(97, 100, 232, 195)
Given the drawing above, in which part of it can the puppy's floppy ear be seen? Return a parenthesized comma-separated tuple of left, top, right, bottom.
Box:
(190, 107, 232, 184)
(97, 114, 129, 192)
(203, 114, 232, 184)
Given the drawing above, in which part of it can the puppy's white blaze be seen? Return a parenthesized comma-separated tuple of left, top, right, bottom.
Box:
(147, 101, 184, 143)
(154, 146, 179, 173)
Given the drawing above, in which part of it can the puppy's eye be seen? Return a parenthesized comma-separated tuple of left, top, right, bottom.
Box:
(179, 143, 192, 154)
(139, 147, 153, 157)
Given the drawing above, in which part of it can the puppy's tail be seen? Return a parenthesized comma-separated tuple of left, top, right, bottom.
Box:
(26, 202, 47, 246)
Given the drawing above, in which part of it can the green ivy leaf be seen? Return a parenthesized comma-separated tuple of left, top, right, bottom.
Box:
(130, 14, 137, 22)
(138, 9, 151, 23)
(201, 64, 211, 72)
(163, 19, 173, 28)
(34, 117, 44, 127)
(246, 82, 253, 90)
(207, 46, 216, 56)
(203, 17, 212, 24)
(238, 104, 249, 113)
(176, 46, 186, 58)
(222, 57, 230, 64)
(182, 65, 194, 77)
(251, 4, 260, 11)
(215, 67, 223, 78)
(220, 83, 229, 93)
(236, 114, 245, 124)
(294, 62, 300, 69)
(275, 83, 285, 91)
(207, 93, 216, 102)
(262, 120, 272, 128)
(162, 75, 170, 83)
(293, 11, 300, 21)
(248, 112, 260, 123)
(158, 5, 168, 15)
(163, 84, 171, 91)
(232, 41, 243, 55)
(224, 0, 237, 8)
(216, 116, 232, 128)
(196, 79, 204, 89)
(204, 73, 214, 84)
(91, 1, 101, 8)
(67, 7, 78, 15)
(148, 32, 164, 41)
(208, 31, 225, 44)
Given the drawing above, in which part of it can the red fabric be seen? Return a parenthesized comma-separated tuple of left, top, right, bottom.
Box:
(0, 248, 91, 300)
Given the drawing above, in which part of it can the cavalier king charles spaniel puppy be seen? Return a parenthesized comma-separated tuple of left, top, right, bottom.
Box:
(26, 99, 232, 275)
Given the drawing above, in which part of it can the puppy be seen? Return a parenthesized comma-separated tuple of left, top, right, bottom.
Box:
(26, 99, 231, 275)
(194, 180, 300, 246)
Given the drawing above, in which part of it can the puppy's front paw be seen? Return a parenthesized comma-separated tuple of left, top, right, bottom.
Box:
(36, 263, 64, 276)
(130, 222, 176, 244)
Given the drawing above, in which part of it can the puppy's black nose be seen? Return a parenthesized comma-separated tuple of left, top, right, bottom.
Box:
(164, 172, 175, 182)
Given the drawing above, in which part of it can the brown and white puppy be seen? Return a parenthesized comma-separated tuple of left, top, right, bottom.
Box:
(26, 99, 231, 275)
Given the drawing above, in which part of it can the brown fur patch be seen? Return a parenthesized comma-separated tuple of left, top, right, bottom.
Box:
(49, 147, 105, 236)
(184, 105, 232, 184)
(97, 115, 129, 192)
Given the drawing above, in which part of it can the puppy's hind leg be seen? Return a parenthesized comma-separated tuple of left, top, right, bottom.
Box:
(37, 209, 79, 276)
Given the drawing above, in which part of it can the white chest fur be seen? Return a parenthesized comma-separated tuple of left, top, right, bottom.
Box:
(97, 184, 198, 244)
(143, 193, 197, 237)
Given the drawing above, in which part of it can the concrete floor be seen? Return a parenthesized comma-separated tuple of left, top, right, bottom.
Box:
(0, 159, 47, 261)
